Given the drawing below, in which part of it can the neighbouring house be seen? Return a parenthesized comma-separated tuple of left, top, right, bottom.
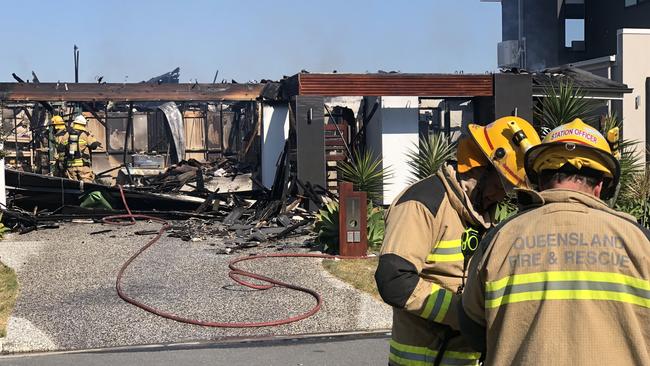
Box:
(484, 0, 650, 162)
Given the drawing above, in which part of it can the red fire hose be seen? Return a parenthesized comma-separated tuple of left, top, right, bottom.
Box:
(103, 185, 369, 328)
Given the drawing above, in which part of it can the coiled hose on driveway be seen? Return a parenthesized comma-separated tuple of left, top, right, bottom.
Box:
(103, 185, 369, 327)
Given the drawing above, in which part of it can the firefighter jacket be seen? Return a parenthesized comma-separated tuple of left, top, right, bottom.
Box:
(375, 164, 491, 366)
(65, 129, 99, 168)
(460, 188, 650, 366)
(53, 128, 69, 163)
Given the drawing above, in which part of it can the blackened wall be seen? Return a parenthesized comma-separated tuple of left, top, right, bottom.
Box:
(585, 0, 650, 60)
(501, 0, 563, 70)
(499, 0, 650, 70)
(494, 74, 533, 122)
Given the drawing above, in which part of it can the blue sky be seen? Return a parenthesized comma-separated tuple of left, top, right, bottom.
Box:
(1, 0, 503, 83)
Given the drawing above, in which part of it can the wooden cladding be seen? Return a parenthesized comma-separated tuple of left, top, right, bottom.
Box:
(298, 73, 494, 97)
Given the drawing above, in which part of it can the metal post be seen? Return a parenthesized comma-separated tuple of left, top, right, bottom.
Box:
(74, 45, 80, 83)
(123, 102, 134, 165)
(203, 103, 209, 161)
(444, 101, 451, 143)
(219, 103, 224, 155)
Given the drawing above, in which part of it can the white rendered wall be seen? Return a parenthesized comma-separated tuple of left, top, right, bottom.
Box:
(617, 29, 650, 164)
(379, 96, 420, 205)
(261, 104, 290, 189)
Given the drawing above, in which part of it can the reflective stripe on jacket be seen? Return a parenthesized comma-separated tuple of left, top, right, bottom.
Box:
(389, 340, 480, 366)
(376, 164, 490, 366)
(461, 189, 650, 366)
(66, 130, 97, 167)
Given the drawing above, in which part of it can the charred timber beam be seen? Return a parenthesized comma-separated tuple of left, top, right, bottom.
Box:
(0, 83, 265, 102)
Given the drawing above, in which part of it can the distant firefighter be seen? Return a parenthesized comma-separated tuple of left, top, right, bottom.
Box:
(64, 115, 101, 183)
(50, 115, 69, 177)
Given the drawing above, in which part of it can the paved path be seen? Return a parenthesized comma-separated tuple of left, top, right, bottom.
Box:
(0, 334, 391, 366)
(0, 222, 391, 352)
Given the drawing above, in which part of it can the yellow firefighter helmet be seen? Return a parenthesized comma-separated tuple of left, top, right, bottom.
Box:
(524, 118, 620, 196)
(51, 115, 65, 129)
(458, 116, 541, 189)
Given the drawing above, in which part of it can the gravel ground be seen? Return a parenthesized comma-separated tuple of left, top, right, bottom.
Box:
(0, 221, 391, 352)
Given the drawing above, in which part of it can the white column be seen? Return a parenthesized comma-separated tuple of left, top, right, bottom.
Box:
(261, 104, 290, 189)
(379, 96, 420, 205)
(617, 29, 650, 165)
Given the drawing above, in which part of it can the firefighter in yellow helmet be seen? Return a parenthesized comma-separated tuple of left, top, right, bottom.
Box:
(375, 116, 541, 366)
(460, 118, 650, 365)
(65, 114, 101, 182)
(50, 115, 69, 177)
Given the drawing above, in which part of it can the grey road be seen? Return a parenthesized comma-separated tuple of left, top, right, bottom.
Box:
(0, 334, 390, 366)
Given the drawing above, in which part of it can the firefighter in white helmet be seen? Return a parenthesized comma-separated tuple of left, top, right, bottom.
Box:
(460, 118, 650, 365)
(375, 116, 541, 366)
(65, 114, 101, 182)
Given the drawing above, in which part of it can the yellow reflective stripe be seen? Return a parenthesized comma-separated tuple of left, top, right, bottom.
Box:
(390, 340, 437, 365)
(427, 239, 463, 262)
(486, 271, 650, 309)
(487, 289, 650, 309)
(389, 340, 480, 366)
(444, 350, 482, 360)
(426, 252, 465, 262)
(434, 290, 453, 323)
(487, 271, 650, 292)
(420, 286, 439, 319)
(436, 239, 461, 249)
(67, 159, 84, 167)
(389, 353, 429, 366)
(420, 284, 453, 322)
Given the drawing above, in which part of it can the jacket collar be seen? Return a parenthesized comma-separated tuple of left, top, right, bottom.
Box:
(517, 188, 638, 221)
(437, 164, 491, 229)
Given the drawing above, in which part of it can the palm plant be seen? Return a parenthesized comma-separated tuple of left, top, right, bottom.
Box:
(338, 148, 392, 203)
(615, 145, 650, 228)
(405, 133, 456, 184)
(535, 80, 597, 131)
(598, 114, 644, 206)
(494, 194, 518, 223)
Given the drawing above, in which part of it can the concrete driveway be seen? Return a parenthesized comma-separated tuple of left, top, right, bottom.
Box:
(0, 222, 391, 352)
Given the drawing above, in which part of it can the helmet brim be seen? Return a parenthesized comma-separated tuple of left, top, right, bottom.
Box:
(524, 142, 621, 198)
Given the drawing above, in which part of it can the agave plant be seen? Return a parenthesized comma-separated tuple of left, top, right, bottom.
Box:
(338, 148, 392, 203)
(535, 80, 597, 130)
(314, 201, 340, 252)
(366, 202, 385, 250)
(313, 201, 386, 253)
(405, 133, 456, 184)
